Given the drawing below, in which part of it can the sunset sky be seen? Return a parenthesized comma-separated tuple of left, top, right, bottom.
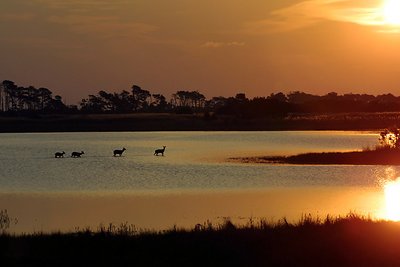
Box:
(1, 0, 400, 104)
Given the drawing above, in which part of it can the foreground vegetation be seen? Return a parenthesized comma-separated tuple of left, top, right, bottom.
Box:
(2, 214, 400, 266)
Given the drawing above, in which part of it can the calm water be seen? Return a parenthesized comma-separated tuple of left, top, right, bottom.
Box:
(0, 131, 392, 192)
(0, 131, 397, 232)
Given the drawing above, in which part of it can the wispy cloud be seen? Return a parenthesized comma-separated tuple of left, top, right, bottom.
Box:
(244, 0, 384, 33)
(33, 0, 131, 12)
(0, 13, 36, 22)
(202, 41, 245, 48)
(33, 0, 158, 40)
(48, 14, 158, 39)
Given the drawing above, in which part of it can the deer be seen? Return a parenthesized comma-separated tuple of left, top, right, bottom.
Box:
(113, 148, 126, 157)
(71, 151, 85, 158)
(55, 151, 65, 158)
(154, 146, 166, 156)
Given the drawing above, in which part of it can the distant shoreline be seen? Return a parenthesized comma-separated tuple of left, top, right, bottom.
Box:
(233, 147, 400, 165)
(0, 112, 398, 132)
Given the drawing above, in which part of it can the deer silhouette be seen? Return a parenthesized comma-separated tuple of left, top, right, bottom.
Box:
(71, 151, 84, 158)
(55, 151, 65, 158)
(113, 148, 126, 157)
(154, 146, 166, 156)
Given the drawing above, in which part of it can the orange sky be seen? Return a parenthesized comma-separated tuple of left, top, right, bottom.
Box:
(1, 0, 400, 104)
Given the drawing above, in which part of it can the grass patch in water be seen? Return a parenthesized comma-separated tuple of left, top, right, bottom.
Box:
(235, 146, 400, 165)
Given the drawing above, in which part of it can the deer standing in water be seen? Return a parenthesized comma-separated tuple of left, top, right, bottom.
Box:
(113, 148, 126, 157)
(71, 151, 85, 158)
(55, 151, 65, 158)
(154, 146, 166, 156)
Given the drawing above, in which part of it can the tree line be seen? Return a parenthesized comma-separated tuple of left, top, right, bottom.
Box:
(0, 80, 67, 113)
(2, 79, 400, 117)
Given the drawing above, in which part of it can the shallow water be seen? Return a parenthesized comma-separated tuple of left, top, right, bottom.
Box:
(0, 131, 386, 192)
(0, 131, 396, 232)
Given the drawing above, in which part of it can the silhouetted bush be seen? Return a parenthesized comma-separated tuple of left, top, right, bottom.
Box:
(174, 106, 193, 114)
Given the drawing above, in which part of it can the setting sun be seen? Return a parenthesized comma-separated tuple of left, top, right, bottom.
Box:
(384, 178, 400, 221)
(383, 0, 400, 25)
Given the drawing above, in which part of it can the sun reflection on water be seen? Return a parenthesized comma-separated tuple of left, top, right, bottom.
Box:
(384, 177, 400, 221)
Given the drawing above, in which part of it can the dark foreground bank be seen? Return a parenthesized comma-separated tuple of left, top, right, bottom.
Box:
(2, 215, 400, 266)
(0, 112, 399, 132)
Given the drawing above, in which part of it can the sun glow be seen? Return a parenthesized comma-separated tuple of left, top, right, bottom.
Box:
(383, 0, 400, 25)
(384, 178, 400, 221)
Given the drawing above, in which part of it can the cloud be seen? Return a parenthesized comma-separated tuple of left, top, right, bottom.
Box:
(244, 0, 384, 33)
(48, 14, 158, 40)
(202, 41, 245, 48)
(0, 13, 36, 22)
(33, 0, 131, 12)
(32, 0, 158, 40)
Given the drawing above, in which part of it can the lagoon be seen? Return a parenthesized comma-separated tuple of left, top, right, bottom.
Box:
(0, 131, 396, 232)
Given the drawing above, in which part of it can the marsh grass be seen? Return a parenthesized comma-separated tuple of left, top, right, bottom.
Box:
(2, 213, 400, 266)
(0, 209, 17, 234)
(240, 144, 400, 165)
